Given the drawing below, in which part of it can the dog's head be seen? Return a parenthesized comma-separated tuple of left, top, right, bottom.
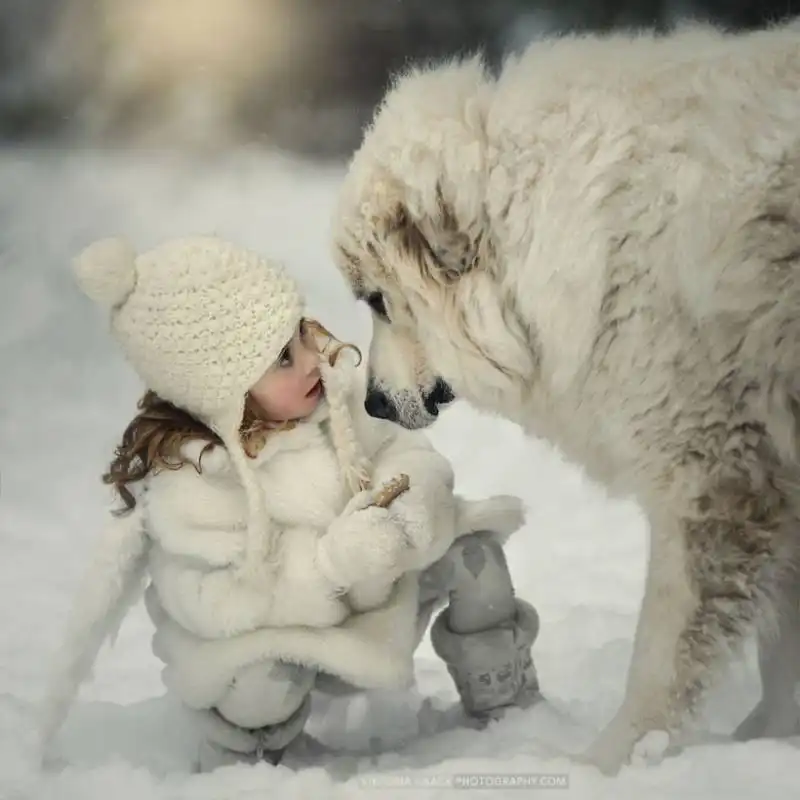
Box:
(331, 57, 536, 429)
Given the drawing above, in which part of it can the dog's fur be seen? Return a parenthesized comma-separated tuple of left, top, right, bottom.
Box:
(330, 22, 800, 773)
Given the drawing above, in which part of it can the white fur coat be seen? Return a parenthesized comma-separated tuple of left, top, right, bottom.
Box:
(144, 386, 522, 707)
(39, 364, 524, 744)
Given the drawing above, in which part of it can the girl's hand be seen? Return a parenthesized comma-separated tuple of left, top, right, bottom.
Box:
(383, 486, 436, 555)
(316, 494, 410, 589)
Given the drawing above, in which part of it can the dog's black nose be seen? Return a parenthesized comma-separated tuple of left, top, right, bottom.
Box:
(364, 384, 398, 422)
(423, 378, 455, 417)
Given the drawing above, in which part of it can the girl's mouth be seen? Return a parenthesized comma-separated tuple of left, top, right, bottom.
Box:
(306, 380, 322, 398)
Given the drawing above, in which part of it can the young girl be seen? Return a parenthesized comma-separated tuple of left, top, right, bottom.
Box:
(39, 235, 541, 771)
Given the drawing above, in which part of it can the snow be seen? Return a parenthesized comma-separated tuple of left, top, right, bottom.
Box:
(0, 144, 797, 799)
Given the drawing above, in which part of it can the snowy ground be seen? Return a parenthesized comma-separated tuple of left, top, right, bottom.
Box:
(0, 144, 797, 799)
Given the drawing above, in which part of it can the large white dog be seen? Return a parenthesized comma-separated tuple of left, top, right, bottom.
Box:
(330, 22, 800, 773)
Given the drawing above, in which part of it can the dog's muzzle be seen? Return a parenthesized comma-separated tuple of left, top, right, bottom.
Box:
(364, 377, 455, 426)
(364, 381, 399, 422)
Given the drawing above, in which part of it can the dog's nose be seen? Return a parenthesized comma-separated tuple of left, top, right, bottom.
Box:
(364, 385, 398, 422)
(423, 378, 455, 417)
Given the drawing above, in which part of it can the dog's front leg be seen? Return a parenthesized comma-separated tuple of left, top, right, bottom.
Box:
(735, 573, 800, 740)
(580, 508, 697, 775)
(582, 481, 779, 775)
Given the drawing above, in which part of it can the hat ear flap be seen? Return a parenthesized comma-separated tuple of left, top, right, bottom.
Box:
(320, 359, 371, 495)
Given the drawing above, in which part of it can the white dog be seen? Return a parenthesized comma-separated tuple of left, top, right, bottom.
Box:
(330, 22, 800, 774)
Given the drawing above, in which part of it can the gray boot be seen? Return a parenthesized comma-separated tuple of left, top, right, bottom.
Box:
(421, 532, 542, 720)
(431, 598, 541, 721)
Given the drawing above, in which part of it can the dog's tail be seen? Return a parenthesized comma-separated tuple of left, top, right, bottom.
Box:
(37, 505, 150, 757)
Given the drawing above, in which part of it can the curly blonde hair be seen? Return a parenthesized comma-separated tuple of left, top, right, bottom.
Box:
(103, 318, 360, 513)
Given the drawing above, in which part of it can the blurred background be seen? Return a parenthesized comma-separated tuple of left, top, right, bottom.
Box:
(1, 0, 799, 160)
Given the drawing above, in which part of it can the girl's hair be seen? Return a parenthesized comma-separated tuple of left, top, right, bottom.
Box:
(103, 318, 360, 514)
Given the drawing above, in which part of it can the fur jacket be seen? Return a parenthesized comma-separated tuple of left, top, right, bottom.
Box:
(142, 388, 523, 709)
(38, 363, 524, 744)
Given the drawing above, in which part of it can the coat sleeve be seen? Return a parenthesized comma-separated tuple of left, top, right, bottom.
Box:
(342, 361, 456, 500)
(350, 384, 526, 573)
(368, 420, 456, 493)
(143, 460, 250, 568)
(144, 466, 274, 637)
(357, 413, 460, 573)
(144, 463, 355, 637)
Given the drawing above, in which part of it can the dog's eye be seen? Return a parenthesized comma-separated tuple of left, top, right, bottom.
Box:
(366, 291, 389, 321)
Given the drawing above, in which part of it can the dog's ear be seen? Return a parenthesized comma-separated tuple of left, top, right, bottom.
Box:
(386, 185, 490, 284)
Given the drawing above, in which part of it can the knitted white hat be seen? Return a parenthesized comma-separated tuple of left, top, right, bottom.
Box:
(72, 235, 368, 573)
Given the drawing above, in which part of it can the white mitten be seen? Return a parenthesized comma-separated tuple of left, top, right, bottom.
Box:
(385, 488, 437, 557)
(316, 488, 409, 590)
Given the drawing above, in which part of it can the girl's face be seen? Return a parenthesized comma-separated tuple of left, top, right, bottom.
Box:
(249, 321, 323, 422)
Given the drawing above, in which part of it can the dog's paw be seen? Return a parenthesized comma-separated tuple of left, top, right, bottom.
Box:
(631, 729, 671, 767)
(576, 715, 642, 776)
(574, 740, 628, 777)
(734, 699, 800, 741)
(579, 718, 678, 775)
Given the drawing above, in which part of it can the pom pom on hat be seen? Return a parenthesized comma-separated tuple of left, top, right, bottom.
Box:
(73, 237, 137, 311)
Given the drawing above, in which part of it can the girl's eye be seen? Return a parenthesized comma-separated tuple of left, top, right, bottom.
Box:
(279, 345, 292, 367)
